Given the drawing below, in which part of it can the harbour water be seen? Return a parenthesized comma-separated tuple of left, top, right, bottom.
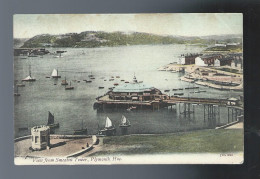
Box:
(14, 44, 243, 137)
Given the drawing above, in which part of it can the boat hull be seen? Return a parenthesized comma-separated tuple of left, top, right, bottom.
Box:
(52, 76, 61, 78)
(47, 123, 59, 129)
(18, 127, 28, 131)
(65, 87, 74, 90)
(22, 79, 36, 82)
(99, 128, 116, 136)
(119, 124, 131, 128)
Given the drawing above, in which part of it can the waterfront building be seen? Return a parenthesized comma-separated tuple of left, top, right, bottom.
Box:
(230, 53, 243, 70)
(178, 53, 201, 65)
(108, 76, 167, 101)
(227, 42, 240, 46)
(214, 59, 220, 67)
(215, 43, 227, 47)
(195, 54, 224, 67)
(218, 57, 232, 66)
(94, 76, 169, 111)
(31, 125, 50, 150)
(195, 56, 208, 66)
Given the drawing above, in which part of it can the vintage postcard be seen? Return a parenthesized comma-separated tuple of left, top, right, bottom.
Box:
(14, 13, 243, 165)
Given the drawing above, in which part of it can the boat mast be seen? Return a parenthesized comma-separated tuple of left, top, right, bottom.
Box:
(81, 119, 83, 130)
(29, 65, 31, 77)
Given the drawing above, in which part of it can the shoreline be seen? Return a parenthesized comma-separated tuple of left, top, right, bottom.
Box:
(159, 63, 243, 91)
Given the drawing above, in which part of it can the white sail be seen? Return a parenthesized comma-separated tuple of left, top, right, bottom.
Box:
(105, 117, 112, 128)
(51, 69, 58, 77)
(23, 76, 33, 80)
(121, 115, 127, 124)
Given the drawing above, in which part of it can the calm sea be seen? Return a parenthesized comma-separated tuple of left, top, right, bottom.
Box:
(14, 44, 243, 137)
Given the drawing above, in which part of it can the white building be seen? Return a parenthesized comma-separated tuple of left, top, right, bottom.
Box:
(215, 43, 226, 47)
(214, 59, 220, 67)
(31, 125, 50, 150)
(178, 56, 185, 65)
(195, 57, 207, 66)
(227, 43, 240, 46)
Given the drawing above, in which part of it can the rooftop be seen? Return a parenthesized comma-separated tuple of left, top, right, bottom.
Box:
(113, 83, 154, 93)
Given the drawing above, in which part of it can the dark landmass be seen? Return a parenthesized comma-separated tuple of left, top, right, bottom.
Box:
(16, 31, 242, 48)
(204, 44, 243, 52)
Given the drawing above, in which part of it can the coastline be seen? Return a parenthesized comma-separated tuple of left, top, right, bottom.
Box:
(159, 63, 243, 91)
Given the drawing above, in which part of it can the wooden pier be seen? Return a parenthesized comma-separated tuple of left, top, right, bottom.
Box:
(94, 94, 244, 129)
(94, 95, 243, 111)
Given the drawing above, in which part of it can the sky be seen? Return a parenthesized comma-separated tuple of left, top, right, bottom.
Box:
(13, 13, 243, 38)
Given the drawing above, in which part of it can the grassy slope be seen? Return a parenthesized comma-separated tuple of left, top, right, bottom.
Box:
(91, 129, 243, 155)
(204, 45, 243, 53)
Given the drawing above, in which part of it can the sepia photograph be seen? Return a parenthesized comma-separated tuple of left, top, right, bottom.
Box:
(13, 13, 243, 165)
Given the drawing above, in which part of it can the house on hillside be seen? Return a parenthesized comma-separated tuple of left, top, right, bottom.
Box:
(178, 53, 201, 65)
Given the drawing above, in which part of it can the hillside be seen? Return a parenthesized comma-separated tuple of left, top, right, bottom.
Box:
(204, 44, 243, 53)
(19, 31, 242, 48)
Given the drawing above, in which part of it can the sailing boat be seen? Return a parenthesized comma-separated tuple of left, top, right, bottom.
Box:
(99, 117, 116, 136)
(65, 81, 74, 90)
(47, 111, 59, 128)
(119, 115, 131, 127)
(22, 65, 36, 81)
(51, 69, 61, 78)
(74, 119, 88, 135)
(61, 76, 68, 85)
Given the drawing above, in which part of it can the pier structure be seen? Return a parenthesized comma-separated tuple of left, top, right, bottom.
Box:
(94, 76, 169, 111)
(227, 106, 243, 123)
(93, 76, 243, 115)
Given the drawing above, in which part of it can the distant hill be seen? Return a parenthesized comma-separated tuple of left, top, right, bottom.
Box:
(18, 31, 243, 48)
(13, 38, 29, 48)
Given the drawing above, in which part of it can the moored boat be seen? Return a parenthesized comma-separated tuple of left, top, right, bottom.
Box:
(51, 69, 61, 78)
(127, 106, 137, 111)
(61, 77, 68, 85)
(47, 111, 59, 128)
(65, 81, 74, 90)
(16, 84, 25, 87)
(99, 117, 116, 136)
(119, 115, 131, 127)
(18, 127, 28, 131)
(14, 86, 20, 96)
(22, 65, 36, 82)
(174, 93, 184, 96)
